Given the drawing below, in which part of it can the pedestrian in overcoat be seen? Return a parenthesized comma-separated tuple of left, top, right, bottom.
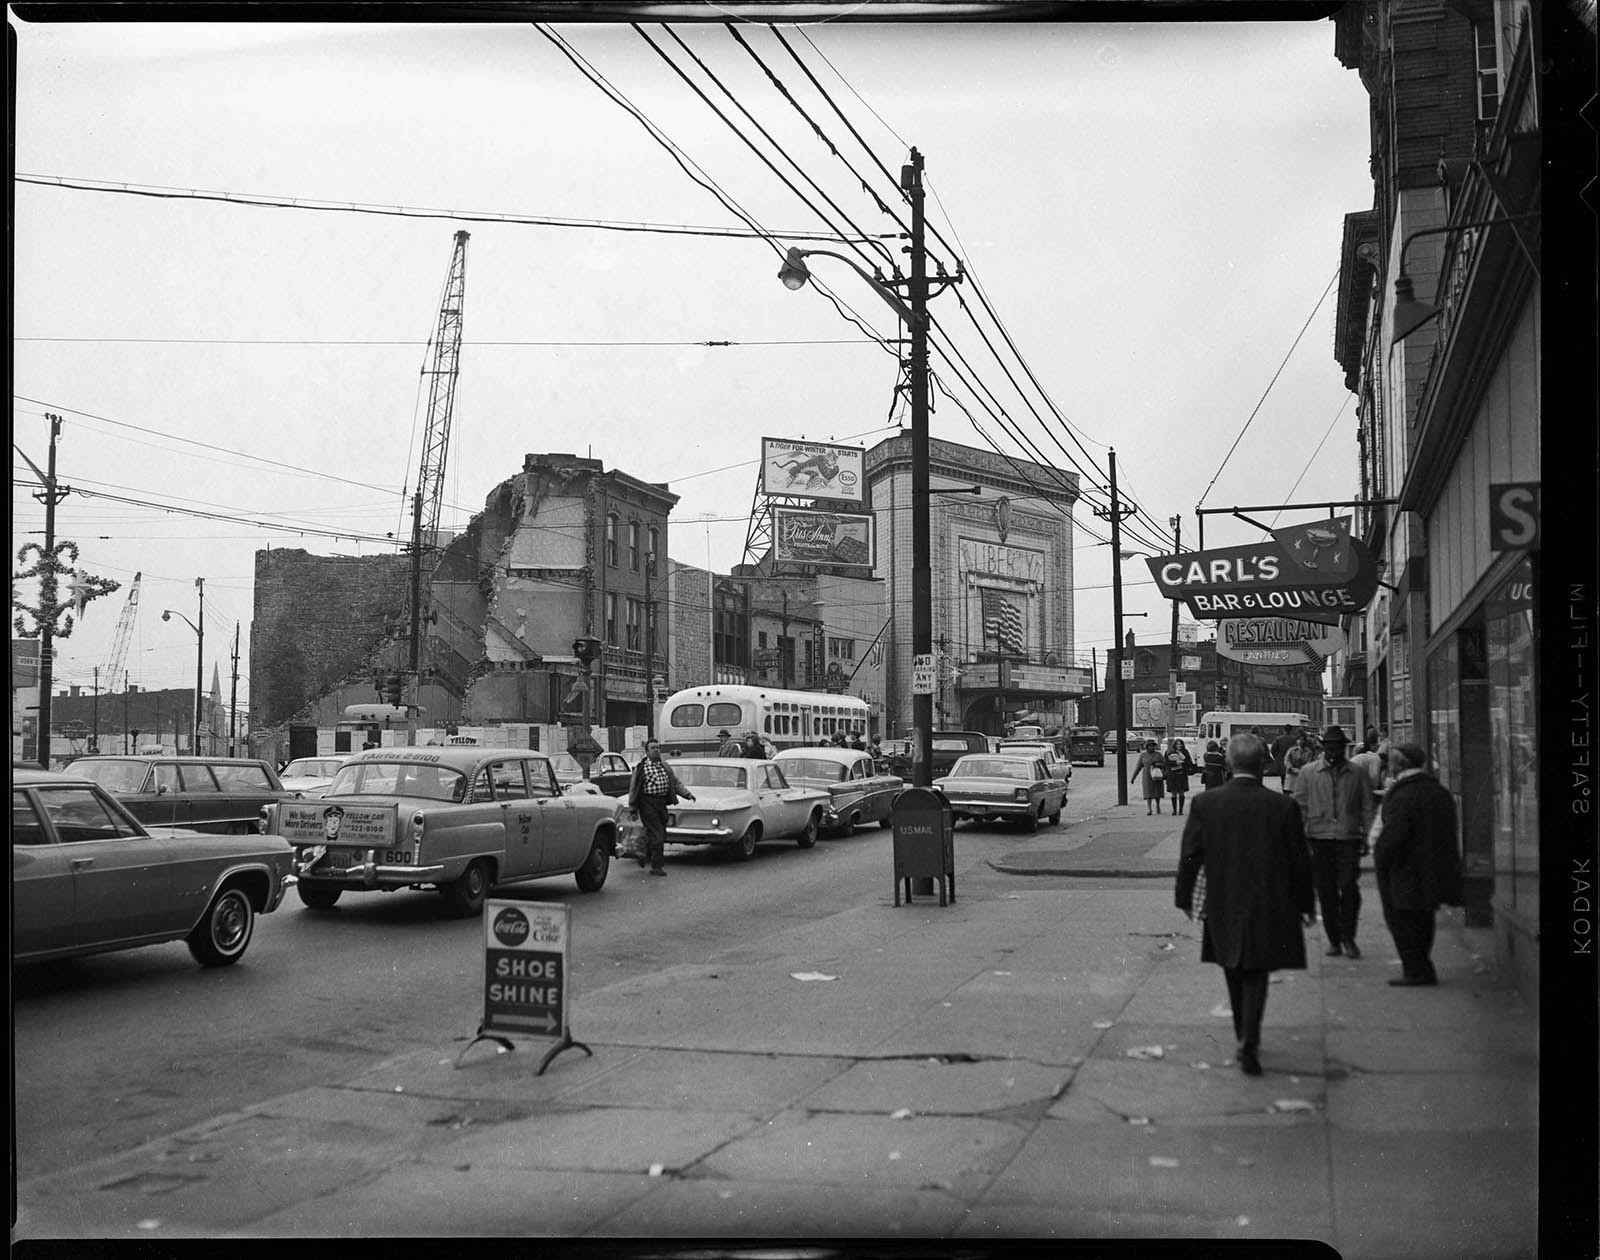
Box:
(1165, 738, 1196, 815)
(1131, 740, 1165, 815)
(1175, 733, 1315, 1076)
(1200, 739, 1228, 789)
(1374, 743, 1462, 985)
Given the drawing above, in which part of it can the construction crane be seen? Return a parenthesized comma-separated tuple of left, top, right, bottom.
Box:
(100, 570, 141, 690)
(405, 230, 470, 699)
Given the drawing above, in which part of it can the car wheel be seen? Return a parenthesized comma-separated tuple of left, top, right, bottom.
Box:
(187, 885, 255, 967)
(574, 834, 611, 892)
(1022, 811, 1040, 833)
(297, 880, 342, 909)
(1049, 808, 1062, 826)
(796, 811, 819, 849)
(734, 824, 760, 860)
(838, 813, 858, 838)
(442, 858, 493, 917)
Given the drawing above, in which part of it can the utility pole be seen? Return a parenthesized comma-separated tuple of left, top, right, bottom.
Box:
(906, 148, 934, 789)
(643, 555, 657, 739)
(1167, 515, 1182, 745)
(1096, 449, 1138, 805)
(91, 666, 100, 753)
(124, 670, 130, 753)
(33, 415, 67, 768)
(194, 578, 205, 755)
(229, 622, 241, 756)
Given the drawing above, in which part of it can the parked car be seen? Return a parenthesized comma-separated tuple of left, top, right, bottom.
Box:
(258, 746, 621, 915)
(71, 755, 295, 834)
(933, 753, 1067, 830)
(619, 758, 830, 860)
(773, 747, 903, 835)
(880, 738, 914, 779)
(13, 768, 293, 967)
(549, 750, 635, 797)
(996, 740, 1073, 787)
(277, 756, 351, 799)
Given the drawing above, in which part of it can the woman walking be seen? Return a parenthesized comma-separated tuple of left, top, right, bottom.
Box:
(1200, 739, 1228, 790)
(1165, 738, 1196, 815)
(1132, 739, 1166, 815)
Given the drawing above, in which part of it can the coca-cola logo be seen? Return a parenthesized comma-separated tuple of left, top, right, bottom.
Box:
(492, 907, 530, 946)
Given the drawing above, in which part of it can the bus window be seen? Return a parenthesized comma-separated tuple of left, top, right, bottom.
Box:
(706, 702, 742, 729)
(669, 704, 705, 729)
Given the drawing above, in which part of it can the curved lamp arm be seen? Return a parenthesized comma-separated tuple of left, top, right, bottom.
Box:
(778, 247, 914, 323)
(161, 609, 199, 635)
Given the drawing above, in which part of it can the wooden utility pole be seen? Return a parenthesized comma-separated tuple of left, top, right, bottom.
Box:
(33, 415, 67, 767)
(229, 622, 241, 756)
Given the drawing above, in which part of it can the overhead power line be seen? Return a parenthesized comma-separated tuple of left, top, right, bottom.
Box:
(15, 172, 895, 243)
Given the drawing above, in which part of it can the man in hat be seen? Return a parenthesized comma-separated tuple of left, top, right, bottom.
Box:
(716, 729, 740, 757)
(1292, 725, 1376, 959)
(1374, 743, 1462, 985)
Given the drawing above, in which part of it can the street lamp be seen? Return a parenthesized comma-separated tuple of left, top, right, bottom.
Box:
(776, 149, 960, 788)
(1391, 214, 1540, 343)
(162, 602, 204, 755)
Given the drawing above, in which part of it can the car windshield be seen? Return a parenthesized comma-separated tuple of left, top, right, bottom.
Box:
(71, 759, 150, 792)
(284, 759, 340, 778)
(325, 761, 469, 802)
(671, 763, 748, 791)
(780, 758, 847, 782)
(932, 738, 974, 752)
(950, 758, 1033, 780)
(547, 753, 583, 781)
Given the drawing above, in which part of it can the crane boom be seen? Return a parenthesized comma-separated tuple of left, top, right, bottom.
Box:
(101, 571, 141, 684)
(408, 231, 470, 681)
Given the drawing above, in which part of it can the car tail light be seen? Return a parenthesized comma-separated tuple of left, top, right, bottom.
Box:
(410, 811, 426, 848)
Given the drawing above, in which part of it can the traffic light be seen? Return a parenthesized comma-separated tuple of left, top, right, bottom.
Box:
(383, 673, 404, 706)
(1216, 682, 1231, 705)
(572, 636, 603, 667)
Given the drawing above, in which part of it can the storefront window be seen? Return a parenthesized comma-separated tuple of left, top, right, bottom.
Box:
(1427, 636, 1460, 802)
(1487, 559, 1538, 919)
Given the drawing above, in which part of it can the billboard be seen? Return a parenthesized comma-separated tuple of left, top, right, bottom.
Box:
(772, 507, 875, 570)
(760, 438, 864, 503)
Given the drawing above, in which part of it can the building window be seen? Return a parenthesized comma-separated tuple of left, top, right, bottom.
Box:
(828, 637, 856, 661)
(647, 526, 660, 575)
(629, 521, 641, 572)
(626, 598, 643, 651)
(1475, 21, 1500, 122)
(605, 592, 618, 646)
(606, 513, 619, 567)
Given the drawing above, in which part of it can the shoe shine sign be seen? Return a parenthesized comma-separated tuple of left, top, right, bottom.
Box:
(1144, 517, 1380, 625)
(482, 900, 570, 1039)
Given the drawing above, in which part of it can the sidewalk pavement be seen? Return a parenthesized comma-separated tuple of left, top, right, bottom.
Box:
(15, 799, 1538, 1252)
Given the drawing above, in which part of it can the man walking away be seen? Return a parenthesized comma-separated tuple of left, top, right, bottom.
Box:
(1175, 734, 1315, 1076)
(1293, 725, 1376, 959)
(1269, 724, 1298, 794)
(627, 739, 695, 877)
(1349, 728, 1386, 797)
(1374, 743, 1462, 985)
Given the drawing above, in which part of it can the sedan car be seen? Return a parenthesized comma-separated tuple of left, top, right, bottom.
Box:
(773, 747, 903, 835)
(996, 741, 1073, 788)
(549, 750, 635, 797)
(13, 768, 293, 967)
(619, 759, 830, 860)
(71, 755, 295, 834)
(259, 747, 621, 915)
(277, 756, 351, 799)
(933, 753, 1068, 830)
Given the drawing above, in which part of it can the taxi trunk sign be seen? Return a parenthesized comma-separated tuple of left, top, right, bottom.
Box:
(483, 900, 570, 1039)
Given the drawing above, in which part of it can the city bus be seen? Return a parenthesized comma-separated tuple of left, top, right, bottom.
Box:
(658, 684, 870, 756)
(1197, 711, 1313, 746)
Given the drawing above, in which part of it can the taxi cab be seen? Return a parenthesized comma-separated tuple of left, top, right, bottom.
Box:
(258, 746, 621, 915)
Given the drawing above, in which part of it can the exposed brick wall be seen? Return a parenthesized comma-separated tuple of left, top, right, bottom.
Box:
(1389, 1, 1481, 190)
(250, 549, 409, 729)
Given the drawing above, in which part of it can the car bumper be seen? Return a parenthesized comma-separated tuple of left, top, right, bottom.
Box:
(292, 850, 448, 887)
(943, 798, 1038, 816)
(665, 824, 736, 843)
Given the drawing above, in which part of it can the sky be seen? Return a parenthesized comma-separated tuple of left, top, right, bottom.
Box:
(11, 14, 1376, 708)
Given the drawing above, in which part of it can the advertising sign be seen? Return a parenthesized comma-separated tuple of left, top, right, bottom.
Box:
(772, 507, 875, 570)
(761, 438, 864, 503)
(277, 801, 396, 846)
(1488, 482, 1540, 551)
(1145, 517, 1379, 625)
(482, 900, 570, 1038)
(1132, 692, 1196, 729)
(1216, 617, 1348, 667)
